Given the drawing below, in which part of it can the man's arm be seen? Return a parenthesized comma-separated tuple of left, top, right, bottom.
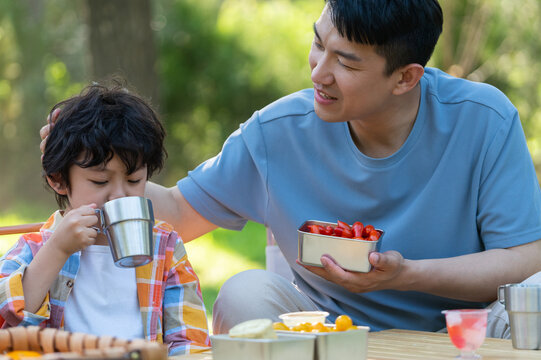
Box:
(300, 239, 541, 302)
(145, 182, 217, 242)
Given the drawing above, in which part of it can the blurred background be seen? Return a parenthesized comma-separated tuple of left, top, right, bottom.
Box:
(1, 0, 541, 324)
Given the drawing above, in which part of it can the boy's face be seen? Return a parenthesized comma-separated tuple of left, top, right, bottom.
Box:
(308, 5, 400, 124)
(63, 153, 147, 211)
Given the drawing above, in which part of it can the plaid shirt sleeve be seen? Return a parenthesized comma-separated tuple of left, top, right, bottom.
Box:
(162, 230, 211, 355)
(0, 234, 50, 327)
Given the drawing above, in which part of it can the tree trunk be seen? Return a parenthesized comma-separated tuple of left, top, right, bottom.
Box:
(85, 0, 159, 105)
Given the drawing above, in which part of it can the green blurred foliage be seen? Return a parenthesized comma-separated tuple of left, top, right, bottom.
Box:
(1, 0, 540, 210)
(155, 0, 321, 185)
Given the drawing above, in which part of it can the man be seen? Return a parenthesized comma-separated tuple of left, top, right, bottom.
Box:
(43, 0, 541, 335)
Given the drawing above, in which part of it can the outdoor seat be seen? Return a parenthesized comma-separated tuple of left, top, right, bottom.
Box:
(0, 222, 44, 236)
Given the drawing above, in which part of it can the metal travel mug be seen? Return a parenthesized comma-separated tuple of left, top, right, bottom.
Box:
(96, 196, 154, 268)
(498, 283, 541, 350)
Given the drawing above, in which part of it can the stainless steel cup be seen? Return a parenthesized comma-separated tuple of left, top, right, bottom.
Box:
(95, 196, 154, 268)
(498, 283, 541, 350)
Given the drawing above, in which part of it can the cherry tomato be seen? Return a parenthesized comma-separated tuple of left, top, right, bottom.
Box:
(336, 220, 351, 231)
(333, 227, 343, 237)
(324, 225, 334, 236)
(308, 224, 321, 234)
(335, 315, 353, 331)
(352, 221, 364, 237)
(368, 230, 380, 241)
(341, 227, 354, 238)
(362, 225, 375, 238)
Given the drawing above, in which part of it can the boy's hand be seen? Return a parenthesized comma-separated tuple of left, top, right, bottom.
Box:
(39, 108, 60, 159)
(48, 204, 99, 258)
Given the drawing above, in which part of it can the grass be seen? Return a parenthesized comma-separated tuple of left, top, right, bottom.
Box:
(0, 208, 267, 331)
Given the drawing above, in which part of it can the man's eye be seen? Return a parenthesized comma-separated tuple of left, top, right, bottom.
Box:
(338, 59, 355, 70)
(128, 179, 141, 184)
(91, 180, 107, 185)
(313, 40, 324, 50)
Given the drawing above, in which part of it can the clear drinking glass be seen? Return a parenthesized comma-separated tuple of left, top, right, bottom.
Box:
(442, 309, 491, 359)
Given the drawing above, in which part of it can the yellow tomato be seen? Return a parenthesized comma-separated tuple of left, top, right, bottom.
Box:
(346, 325, 359, 331)
(335, 315, 353, 331)
(292, 322, 313, 332)
(6, 351, 42, 360)
(312, 322, 330, 332)
(272, 322, 290, 331)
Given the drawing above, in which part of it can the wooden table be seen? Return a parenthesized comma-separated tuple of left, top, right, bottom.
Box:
(171, 329, 541, 359)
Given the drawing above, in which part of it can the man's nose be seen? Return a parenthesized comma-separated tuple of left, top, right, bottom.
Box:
(310, 53, 333, 86)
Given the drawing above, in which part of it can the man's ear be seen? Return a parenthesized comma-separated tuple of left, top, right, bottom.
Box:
(392, 64, 424, 95)
(46, 174, 68, 195)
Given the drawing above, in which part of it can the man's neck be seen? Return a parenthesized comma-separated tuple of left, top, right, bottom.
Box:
(348, 85, 421, 158)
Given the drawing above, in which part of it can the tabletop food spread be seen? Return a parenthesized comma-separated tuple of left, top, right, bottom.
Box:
(0, 326, 166, 360)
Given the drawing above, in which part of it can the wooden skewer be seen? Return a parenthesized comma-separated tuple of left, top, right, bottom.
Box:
(0, 223, 44, 236)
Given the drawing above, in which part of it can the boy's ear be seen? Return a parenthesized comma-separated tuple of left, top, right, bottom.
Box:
(392, 64, 425, 96)
(46, 174, 68, 195)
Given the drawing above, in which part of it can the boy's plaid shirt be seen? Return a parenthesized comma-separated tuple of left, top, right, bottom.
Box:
(0, 211, 211, 355)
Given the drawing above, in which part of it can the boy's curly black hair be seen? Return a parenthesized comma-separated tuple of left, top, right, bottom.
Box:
(42, 81, 167, 209)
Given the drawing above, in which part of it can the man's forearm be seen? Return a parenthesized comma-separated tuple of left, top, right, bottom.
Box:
(398, 240, 541, 302)
(145, 181, 217, 242)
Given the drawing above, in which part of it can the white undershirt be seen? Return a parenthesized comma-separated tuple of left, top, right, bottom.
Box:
(64, 245, 144, 339)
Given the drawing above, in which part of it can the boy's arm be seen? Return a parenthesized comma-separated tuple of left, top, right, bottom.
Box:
(163, 232, 211, 356)
(22, 205, 98, 313)
(145, 182, 217, 242)
(0, 237, 51, 326)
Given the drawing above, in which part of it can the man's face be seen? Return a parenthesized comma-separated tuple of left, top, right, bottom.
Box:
(64, 153, 148, 211)
(308, 5, 398, 124)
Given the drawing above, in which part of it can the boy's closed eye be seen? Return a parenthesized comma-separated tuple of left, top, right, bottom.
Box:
(90, 179, 108, 185)
(90, 178, 143, 185)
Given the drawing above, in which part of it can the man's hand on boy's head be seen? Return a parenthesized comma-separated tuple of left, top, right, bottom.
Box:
(40, 108, 60, 159)
(49, 204, 99, 258)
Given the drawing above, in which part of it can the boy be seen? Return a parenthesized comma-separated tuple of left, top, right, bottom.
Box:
(0, 83, 211, 355)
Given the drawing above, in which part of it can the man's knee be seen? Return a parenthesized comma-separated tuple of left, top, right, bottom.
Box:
(213, 269, 283, 333)
(214, 269, 273, 310)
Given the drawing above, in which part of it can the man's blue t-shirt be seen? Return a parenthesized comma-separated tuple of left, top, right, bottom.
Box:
(178, 68, 541, 331)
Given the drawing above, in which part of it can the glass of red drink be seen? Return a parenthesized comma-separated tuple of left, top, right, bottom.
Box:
(442, 309, 491, 359)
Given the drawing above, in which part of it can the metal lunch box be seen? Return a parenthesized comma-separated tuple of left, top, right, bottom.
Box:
(298, 220, 383, 273)
(277, 326, 370, 360)
(210, 334, 316, 360)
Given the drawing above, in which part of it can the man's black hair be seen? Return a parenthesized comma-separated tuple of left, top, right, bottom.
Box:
(326, 0, 443, 75)
(42, 81, 167, 208)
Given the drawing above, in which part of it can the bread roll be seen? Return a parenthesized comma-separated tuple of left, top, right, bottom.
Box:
(97, 335, 114, 350)
(7, 327, 29, 351)
(53, 330, 70, 352)
(25, 327, 41, 352)
(39, 328, 56, 354)
(0, 330, 12, 353)
(68, 332, 85, 354)
(82, 334, 98, 350)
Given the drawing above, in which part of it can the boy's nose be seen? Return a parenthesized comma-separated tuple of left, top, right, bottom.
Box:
(108, 186, 128, 201)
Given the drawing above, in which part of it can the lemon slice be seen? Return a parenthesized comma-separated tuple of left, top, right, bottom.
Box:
(6, 351, 42, 360)
(228, 318, 277, 339)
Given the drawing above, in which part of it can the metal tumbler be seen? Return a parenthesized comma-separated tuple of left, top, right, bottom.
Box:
(498, 283, 541, 350)
(96, 196, 154, 268)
